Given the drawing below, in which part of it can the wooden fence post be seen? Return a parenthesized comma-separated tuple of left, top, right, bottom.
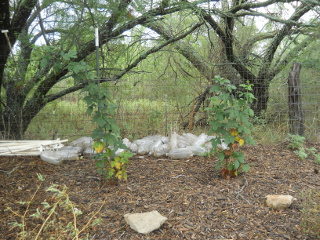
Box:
(288, 62, 304, 136)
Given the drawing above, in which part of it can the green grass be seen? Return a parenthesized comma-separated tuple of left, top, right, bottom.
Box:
(25, 99, 95, 142)
(24, 75, 320, 144)
(24, 94, 319, 144)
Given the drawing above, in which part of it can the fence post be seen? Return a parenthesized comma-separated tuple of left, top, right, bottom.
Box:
(287, 62, 304, 136)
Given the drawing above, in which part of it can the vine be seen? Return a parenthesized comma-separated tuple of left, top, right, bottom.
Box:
(83, 82, 132, 182)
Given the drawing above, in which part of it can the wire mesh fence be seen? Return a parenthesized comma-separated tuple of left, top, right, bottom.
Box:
(21, 70, 320, 143)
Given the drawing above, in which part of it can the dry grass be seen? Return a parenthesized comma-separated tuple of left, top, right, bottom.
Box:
(300, 190, 320, 238)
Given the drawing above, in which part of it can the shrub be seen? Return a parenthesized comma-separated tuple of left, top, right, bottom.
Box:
(206, 76, 255, 178)
(287, 134, 320, 163)
(83, 83, 132, 182)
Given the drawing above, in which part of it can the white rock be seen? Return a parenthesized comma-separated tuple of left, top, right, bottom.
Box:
(124, 210, 167, 234)
(266, 195, 297, 210)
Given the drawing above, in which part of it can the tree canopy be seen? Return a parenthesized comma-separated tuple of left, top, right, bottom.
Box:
(0, 0, 319, 139)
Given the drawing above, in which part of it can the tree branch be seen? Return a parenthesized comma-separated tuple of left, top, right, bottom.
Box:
(23, 1, 200, 111)
(148, 21, 214, 81)
(258, 3, 315, 79)
(10, 0, 38, 44)
(114, 21, 205, 84)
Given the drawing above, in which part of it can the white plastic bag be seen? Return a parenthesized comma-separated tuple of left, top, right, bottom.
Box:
(83, 147, 95, 159)
(40, 149, 80, 165)
(193, 133, 208, 147)
(166, 148, 193, 159)
(150, 137, 170, 157)
(132, 135, 164, 155)
(122, 138, 132, 149)
(186, 146, 207, 156)
(170, 132, 178, 150)
(207, 136, 229, 150)
(69, 137, 93, 150)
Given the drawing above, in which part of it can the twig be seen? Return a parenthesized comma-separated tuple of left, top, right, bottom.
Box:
(235, 177, 248, 195)
(35, 198, 62, 240)
(235, 178, 252, 205)
(171, 175, 187, 179)
(157, 159, 180, 161)
(72, 196, 108, 239)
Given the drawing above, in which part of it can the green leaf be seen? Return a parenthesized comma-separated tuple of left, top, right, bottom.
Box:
(210, 85, 221, 93)
(234, 160, 240, 169)
(94, 116, 106, 127)
(242, 164, 250, 172)
(215, 161, 222, 170)
(86, 106, 94, 115)
(40, 58, 48, 68)
(96, 160, 105, 169)
(228, 163, 235, 170)
(217, 152, 226, 161)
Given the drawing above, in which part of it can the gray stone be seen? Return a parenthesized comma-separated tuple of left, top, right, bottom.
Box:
(124, 210, 167, 234)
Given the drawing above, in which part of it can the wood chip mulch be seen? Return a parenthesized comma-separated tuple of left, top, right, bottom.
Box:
(0, 143, 319, 240)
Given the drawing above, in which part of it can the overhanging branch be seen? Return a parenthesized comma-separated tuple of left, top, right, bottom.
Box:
(114, 21, 205, 84)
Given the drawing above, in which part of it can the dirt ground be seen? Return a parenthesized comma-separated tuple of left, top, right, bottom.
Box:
(1, 143, 320, 240)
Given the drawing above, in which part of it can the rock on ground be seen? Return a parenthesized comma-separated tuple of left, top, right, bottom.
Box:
(124, 210, 167, 234)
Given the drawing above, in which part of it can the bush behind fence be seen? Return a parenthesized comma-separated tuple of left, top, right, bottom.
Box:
(24, 74, 320, 143)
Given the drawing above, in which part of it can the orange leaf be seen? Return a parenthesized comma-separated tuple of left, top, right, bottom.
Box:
(225, 149, 232, 156)
(232, 143, 239, 150)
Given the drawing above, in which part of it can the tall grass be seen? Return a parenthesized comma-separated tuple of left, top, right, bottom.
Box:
(25, 98, 95, 142)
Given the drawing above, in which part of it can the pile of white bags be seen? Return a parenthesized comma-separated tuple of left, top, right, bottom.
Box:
(40, 137, 94, 165)
(40, 133, 227, 164)
(124, 132, 227, 159)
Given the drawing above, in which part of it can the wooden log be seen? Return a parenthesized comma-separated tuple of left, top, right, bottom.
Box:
(287, 63, 304, 136)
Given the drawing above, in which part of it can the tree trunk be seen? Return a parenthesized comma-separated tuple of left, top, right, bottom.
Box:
(252, 80, 269, 116)
(1, 82, 26, 139)
(0, 0, 10, 90)
(1, 107, 25, 139)
(287, 63, 304, 136)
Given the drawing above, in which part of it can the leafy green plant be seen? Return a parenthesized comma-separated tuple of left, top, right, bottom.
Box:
(6, 174, 103, 239)
(314, 153, 320, 165)
(287, 134, 320, 163)
(206, 76, 256, 178)
(287, 134, 306, 150)
(83, 82, 132, 182)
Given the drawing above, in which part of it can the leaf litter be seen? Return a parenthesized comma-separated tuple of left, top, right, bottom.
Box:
(0, 143, 319, 239)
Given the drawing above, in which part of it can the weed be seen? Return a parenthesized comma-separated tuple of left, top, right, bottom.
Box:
(287, 134, 306, 150)
(287, 134, 320, 163)
(6, 173, 104, 239)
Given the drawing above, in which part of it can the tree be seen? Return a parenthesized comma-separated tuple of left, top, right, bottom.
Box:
(1, 0, 319, 139)
(145, 0, 320, 116)
(0, 0, 205, 139)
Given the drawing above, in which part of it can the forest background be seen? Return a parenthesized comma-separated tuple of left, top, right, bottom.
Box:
(0, 0, 319, 142)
